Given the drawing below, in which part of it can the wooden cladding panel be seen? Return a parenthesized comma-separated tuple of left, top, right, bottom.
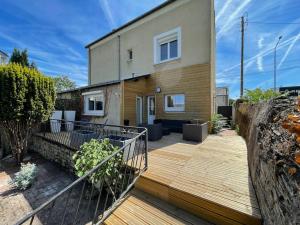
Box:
(123, 64, 212, 126)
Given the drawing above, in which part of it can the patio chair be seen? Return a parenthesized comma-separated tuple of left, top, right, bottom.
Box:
(139, 123, 163, 141)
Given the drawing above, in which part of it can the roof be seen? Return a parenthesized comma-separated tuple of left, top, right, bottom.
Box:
(0, 50, 8, 57)
(123, 74, 150, 81)
(85, 0, 177, 48)
(57, 74, 151, 95)
(57, 80, 121, 94)
(279, 86, 300, 91)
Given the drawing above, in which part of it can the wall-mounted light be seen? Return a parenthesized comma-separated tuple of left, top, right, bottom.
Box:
(156, 87, 161, 93)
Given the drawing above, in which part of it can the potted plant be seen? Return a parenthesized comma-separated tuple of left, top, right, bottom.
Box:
(105, 134, 137, 161)
(64, 110, 76, 131)
(50, 111, 62, 133)
(73, 139, 123, 192)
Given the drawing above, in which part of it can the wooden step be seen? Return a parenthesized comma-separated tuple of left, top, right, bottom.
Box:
(103, 189, 212, 225)
(136, 175, 261, 225)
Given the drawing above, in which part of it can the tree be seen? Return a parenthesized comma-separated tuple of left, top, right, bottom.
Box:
(9, 48, 37, 69)
(53, 75, 76, 92)
(243, 88, 281, 103)
(0, 63, 56, 163)
(9, 48, 29, 67)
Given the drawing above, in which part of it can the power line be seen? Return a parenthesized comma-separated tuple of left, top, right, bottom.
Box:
(248, 21, 300, 25)
(218, 65, 300, 79)
(221, 59, 300, 77)
(218, 57, 300, 77)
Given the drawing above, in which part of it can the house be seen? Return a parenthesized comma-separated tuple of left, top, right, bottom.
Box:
(279, 86, 300, 96)
(0, 50, 8, 64)
(58, 0, 215, 126)
(216, 86, 229, 107)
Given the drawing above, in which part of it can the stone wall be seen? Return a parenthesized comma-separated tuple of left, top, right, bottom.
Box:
(29, 135, 75, 172)
(236, 97, 300, 225)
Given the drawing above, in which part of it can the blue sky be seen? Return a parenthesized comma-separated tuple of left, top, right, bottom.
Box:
(0, 0, 300, 98)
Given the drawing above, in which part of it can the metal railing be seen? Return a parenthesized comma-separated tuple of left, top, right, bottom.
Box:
(38, 119, 145, 151)
(15, 119, 148, 225)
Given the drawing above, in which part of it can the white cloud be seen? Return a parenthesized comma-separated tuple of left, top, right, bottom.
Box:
(278, 32, 300, 68)
(216, 0, 232, 23)
(258, 37, 264, 48)
(256, 56, 264, 71)
(217, 0, 252, 39)
(98, 0, 117, 29)
(217, 34, 298, 78)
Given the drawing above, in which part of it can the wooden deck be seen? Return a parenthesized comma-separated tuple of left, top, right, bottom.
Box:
(135, 131, 262, 225)
(104, 190, 212, 225)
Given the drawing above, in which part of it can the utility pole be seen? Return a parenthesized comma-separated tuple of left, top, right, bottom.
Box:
(274, 36, 282, 92)
(240, 16, 245, 98)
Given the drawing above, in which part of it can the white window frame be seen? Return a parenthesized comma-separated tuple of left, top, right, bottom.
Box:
(153, 27, 181, 64)
(82, 90, 105, 116)
(164, 94, 185, 112)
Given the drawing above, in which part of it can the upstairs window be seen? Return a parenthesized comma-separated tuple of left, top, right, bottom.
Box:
(127, 49, 133, 62)
(154, 27, 181, 64)
(82, 91, 105, 116)
(165, 94, 185, 112)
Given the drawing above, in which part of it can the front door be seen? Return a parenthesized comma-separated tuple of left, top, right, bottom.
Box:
(136, 97, 143, 125)
(147, 96, 155, 124)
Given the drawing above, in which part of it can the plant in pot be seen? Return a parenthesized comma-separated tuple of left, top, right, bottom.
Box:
(64, 110, 76, 131)
(73, 139, 124, 196)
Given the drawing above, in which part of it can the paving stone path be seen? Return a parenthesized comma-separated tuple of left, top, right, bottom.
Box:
(0, 153, 78, 225)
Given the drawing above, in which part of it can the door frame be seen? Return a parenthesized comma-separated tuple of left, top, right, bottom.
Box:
(136, 96, 143, 125)
(147, 96, 155, 124)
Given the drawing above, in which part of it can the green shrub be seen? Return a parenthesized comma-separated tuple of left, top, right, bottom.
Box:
(243, 88, 281, 103)
(0, 64, 55, 163)
(210, 114, 227, 134)
(10, 163, 38, 190)
(73, 139, 122, 184)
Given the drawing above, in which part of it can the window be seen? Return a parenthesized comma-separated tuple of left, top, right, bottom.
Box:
(82, 91, 105, 116)
(127, 49, 133, 61)
(165, 94, 185, 112)
(154, 27, 181, 64)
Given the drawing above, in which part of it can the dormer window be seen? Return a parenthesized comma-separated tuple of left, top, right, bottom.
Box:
(154, 27, 181, 64)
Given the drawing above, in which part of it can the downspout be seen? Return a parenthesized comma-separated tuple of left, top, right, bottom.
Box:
(88, 47, 91, 85)
(118, 35, 121, 81)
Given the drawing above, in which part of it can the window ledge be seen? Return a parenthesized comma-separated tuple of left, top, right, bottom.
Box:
(154, 57, 181, 66)
(82, 113, 104, 117)
(164, 111, 185, 113)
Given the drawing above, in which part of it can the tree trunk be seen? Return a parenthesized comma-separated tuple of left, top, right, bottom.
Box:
(1, 121, 31, 164)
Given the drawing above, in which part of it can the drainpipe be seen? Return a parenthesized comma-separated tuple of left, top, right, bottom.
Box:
(118, 35, 121, 81)
(88, 47, 91, 85)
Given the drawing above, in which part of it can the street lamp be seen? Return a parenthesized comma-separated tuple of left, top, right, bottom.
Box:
(274, 36, 282, 91)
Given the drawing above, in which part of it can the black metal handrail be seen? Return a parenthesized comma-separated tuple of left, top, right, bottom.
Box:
(15, 119, 148, 225)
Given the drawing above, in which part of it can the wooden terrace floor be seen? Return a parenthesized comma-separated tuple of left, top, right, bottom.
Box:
(135, 131, 262, 225)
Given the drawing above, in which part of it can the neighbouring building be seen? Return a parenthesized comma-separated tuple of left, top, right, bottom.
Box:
(279, 86, 300, 96)
(0, 50, 8, 64)
(216, 87, 229, 107)
(58, 0, 216, 126)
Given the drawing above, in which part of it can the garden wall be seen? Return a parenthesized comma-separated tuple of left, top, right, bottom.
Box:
(29, 135, 75, 172)
(235, 97, 300, 225)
